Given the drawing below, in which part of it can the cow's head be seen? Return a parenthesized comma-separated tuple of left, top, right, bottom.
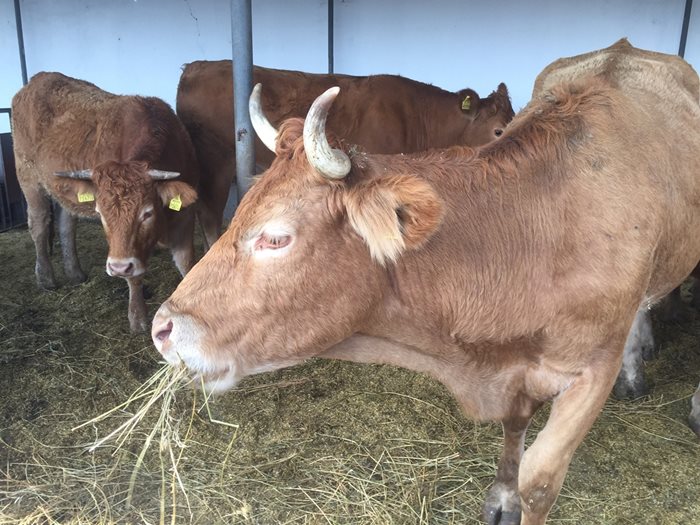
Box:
(457, 83, 514, 145)
(151, 84, 444, 393)
(55, 161, 197, 277)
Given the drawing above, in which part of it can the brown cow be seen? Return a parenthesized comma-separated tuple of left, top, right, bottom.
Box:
(176, 61, 514, 236)
(12, 72, 217, 332)
(151, 40, 700, 524)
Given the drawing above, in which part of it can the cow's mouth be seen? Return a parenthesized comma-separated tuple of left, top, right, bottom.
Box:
(189, 366, 238, 394)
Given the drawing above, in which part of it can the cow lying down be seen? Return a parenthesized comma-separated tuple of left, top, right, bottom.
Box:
(12, 72, 218, 332)
(151, 40, 700, 524)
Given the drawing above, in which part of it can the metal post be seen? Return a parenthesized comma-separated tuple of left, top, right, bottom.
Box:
(679, 0, 693, 57)
(228, 0, 255, 215)
(328, 0, 334, 74)
(14, 0, 28, 85)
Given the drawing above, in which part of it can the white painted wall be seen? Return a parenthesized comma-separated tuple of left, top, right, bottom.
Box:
(0, 0, 23, 133)
(334, 0, 688, 111)
(0, 0, 698, 136)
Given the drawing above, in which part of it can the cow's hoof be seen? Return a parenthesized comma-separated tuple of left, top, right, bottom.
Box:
(612, 375, 649, 400)
(483, 483, 521, 525)
(66, 269, 88, 286)
(37, 274, 57, 291)
(689, 414, 700, 438)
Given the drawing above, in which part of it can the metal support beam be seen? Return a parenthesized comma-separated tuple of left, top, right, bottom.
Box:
(14, 0, 28, 85)
(328, 0, 334, 74)
(679, 0, 693, 57)
(227, 0, 255, 216)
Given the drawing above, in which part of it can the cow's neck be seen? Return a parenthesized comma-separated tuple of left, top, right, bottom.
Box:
(361, 150, 562, 350)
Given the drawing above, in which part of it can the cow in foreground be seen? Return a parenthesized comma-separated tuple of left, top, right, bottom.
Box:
(12, 72, 217, 332)
(176, 61, 514, 234)
(152, 40, 700, 524)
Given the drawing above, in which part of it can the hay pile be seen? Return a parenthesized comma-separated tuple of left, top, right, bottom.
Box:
(1, 222, 698, 524)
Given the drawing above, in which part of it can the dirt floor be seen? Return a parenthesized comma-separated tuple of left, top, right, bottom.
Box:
(0, 221, 699, 525)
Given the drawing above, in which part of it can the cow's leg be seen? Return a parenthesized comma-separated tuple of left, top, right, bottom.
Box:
(483, 414, 535, 525)
(657, 286, 693, 325)
(58, 205, 87, 285)
(613, 309, 652, 399)
(169, 212, 196, 277)
(196, 200, 221, 252)
(690, 381, 700, 438)
(126, 276, 148, 332)
(517, 340, 623, 525)
(24, 186, 57, 289)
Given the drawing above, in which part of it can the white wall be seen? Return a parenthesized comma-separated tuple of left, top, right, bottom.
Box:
(0, 0, 698, 135)
(334, 0, 687, 111)
(0, 0, 23, 133)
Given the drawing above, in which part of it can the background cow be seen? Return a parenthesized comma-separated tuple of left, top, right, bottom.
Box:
(152, 40, 700, 523)
(176, 61, 514, 236)
(12, 72, 218, 332)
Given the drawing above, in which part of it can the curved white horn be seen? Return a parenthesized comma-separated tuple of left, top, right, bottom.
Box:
(303, 86, 351, 179)
(148, 169, 180, 180)
(54, 169, 93, 179)
(249, 83, 278, 153)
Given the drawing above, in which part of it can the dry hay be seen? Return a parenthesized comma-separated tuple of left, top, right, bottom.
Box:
(0, 221, 699, 524)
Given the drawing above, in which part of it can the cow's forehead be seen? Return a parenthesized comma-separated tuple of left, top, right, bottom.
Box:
(91, 162, 154, 209)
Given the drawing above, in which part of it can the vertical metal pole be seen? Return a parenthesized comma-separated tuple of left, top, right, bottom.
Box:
(328, 0, 334, 74)
(230, 0, 254, 212)
(14, 0, 28, 85)
(679, 0, 693, 57)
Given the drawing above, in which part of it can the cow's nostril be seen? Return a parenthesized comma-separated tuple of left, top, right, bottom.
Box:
(124, 262, 134, 275)
(154, 319, 173, 346)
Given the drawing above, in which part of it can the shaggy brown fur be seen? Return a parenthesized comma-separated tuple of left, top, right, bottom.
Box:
(155, 41, 700, 524)
(175, 61, 514, 233)
(12, 72, 212, 332)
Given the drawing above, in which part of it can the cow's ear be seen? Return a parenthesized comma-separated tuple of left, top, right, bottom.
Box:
(53, 177, 98, 205)
(457, 88, 481, 115)
(156, 181, 198, 209)
(343, 175, 444, 265)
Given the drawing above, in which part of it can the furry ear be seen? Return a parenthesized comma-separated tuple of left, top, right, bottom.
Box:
(53, 177, 98, 205)
(456, 88, 481, 115)
(156, 181, 198, 209)
(343, 175, 444, 265)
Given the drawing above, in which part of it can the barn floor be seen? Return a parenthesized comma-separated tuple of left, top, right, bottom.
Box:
(0, 221, 698, 524)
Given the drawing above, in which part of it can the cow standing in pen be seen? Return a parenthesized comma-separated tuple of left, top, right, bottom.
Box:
(176, 61, 514, 235)
(152, 40, 700, 524)
(12, 72, 217, 332)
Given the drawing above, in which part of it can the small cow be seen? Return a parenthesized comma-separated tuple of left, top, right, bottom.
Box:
(152, 40, 700, 524)
(176, 61, 514, 235)
(12, 72, 217, 332)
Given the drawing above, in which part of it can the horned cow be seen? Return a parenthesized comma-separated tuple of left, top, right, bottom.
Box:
(12, 72, 218, 331)
(152, 40, 700, 523)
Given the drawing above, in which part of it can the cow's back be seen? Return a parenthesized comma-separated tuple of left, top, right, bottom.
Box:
(531, 40, 700, 301)
(533, 38, 700, 104)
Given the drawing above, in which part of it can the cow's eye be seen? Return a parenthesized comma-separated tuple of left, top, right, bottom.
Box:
(141, 208, 154, 221)
(255, 232, 291, 251)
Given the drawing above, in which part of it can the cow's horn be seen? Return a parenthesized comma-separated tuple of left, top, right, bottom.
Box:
(54, 169, 93, 179)
(303, 86, 351, 180)
(249, 83, 278, 153)
(148, 169, 180, 179)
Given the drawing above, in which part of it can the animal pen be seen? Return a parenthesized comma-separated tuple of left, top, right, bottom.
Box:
(2, 1, 700, 524)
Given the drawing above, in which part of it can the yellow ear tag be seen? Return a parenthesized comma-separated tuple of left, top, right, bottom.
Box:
(168, 195, 182, 211)
(461, 95, 471, 111)
(77, 191, 94, 203)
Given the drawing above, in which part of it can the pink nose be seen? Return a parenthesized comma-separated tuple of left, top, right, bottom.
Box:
(108, 261, 134, 276)
(151, 319, 173, 354)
